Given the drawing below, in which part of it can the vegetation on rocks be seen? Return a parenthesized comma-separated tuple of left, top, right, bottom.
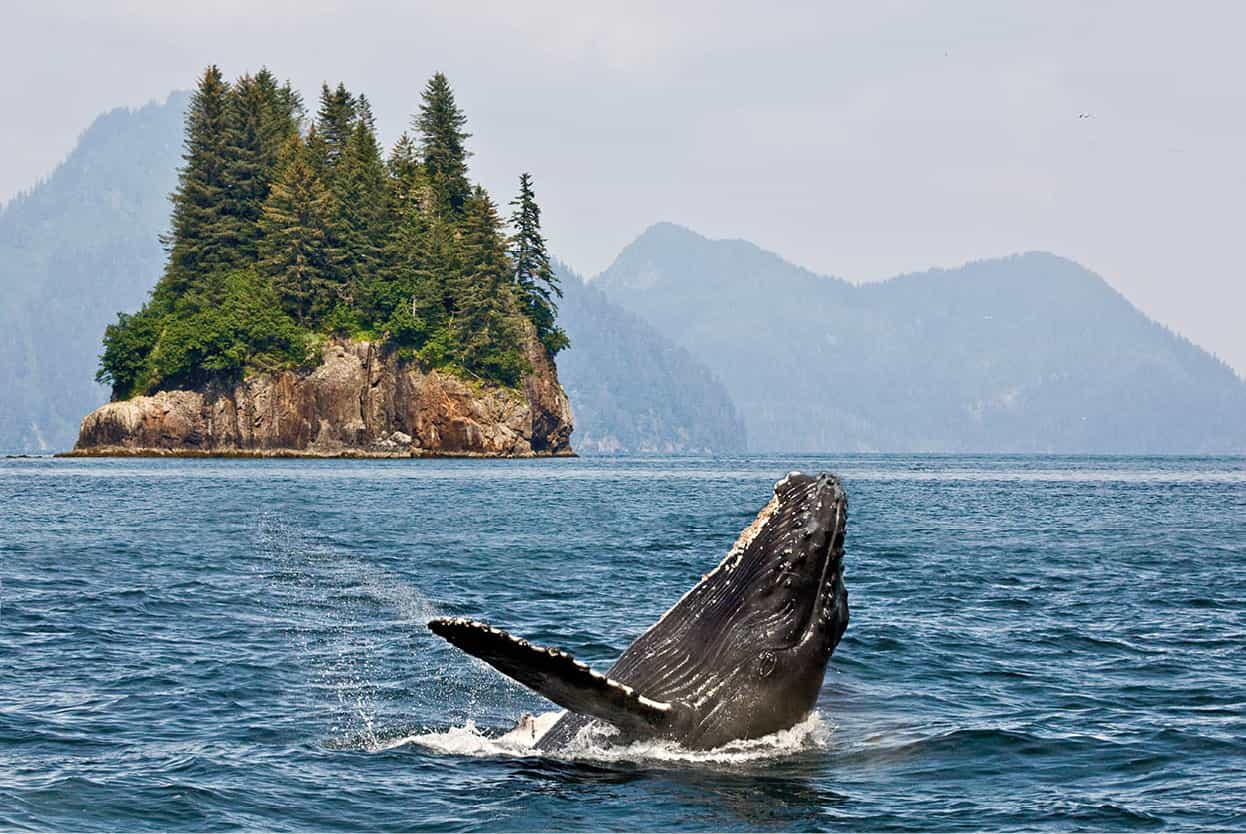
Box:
(98, 66, 565, 400)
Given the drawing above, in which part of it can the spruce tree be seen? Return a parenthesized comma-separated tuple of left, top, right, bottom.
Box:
(218, 74, 270, 268)
(508, 172, 567, 354)
(386, 132, 420, 186)
(258, 135, 339, 325)
(453, 187, 525, 382)
(411, 210, 462, 360)
(332, 117, 391, 312)
(218, 72, 302, 275)
(161, 65, 232, 297)
(316, 82, 357, 171)
(356, 93, 377, 133)
(369, 133, 427, 326)
(299, 122, 325, 176)
(415, 73, 471, 216)
(254, 68, 303, 171)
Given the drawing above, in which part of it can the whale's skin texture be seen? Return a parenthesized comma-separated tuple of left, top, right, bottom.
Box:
(430, 471, 849, 751)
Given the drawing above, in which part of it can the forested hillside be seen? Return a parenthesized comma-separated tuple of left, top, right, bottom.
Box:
(96, 67, 565, 404)
(555, 264, 746, 453)
(595, 223, 1246, 453)
(0, 95, 185, 451)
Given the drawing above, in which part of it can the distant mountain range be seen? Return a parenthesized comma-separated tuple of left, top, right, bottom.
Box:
(3, 97, 1243, 454)
(595, 223, 1246, 453)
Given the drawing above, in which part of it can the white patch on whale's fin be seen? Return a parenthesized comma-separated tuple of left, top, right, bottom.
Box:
(428, 617, 673, 736)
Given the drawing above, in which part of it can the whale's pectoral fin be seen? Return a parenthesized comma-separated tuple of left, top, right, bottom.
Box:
(428, 617, 674, 736)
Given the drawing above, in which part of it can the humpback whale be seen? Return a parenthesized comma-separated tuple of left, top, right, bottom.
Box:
(429, 471, 849, 751)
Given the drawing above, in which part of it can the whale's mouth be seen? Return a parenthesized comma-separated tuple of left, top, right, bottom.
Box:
(756, 472, 848, 650)
(799, 491, 846, 646)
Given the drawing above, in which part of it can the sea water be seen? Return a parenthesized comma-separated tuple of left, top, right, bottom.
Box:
(1, 455, 1243, 831)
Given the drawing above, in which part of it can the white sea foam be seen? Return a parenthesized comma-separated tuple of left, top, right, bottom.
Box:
(380, 712, 563, 756)
(398, 711, 833, 766)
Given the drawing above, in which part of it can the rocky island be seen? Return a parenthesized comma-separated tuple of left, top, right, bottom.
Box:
(68, 67, 573, 457)
(69, 331, 572, 457)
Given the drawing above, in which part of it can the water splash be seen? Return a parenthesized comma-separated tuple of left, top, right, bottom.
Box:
(400, 711, 834, 766)
(254, 515, 443, 746)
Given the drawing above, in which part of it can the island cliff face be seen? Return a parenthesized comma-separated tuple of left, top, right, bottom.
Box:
(69, 331, 573, 457)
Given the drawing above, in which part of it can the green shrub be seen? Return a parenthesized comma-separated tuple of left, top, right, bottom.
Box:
(97, 308, 161, 400)
(322, 302, 362, 337)
(107, 270, 309, 394)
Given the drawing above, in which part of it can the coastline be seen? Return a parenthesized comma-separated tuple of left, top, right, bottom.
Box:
(70, 335, 574, 460)
(54, 446, 577, 459)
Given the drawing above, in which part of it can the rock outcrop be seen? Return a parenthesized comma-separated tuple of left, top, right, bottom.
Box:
(67, 331, 573, 457)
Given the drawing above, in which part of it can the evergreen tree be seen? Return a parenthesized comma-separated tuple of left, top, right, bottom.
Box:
(258, 135, 339, 325)
(452, 187, 526, 383)
(254, 68, 304, 171)
(303, 124, 330, 181)
(316, 82, 356, 170)
(386, 132, 420, 185)
(332, 117, 391, 311)
(161, 65, 232, 297)
(396, 210, 462, 364)
(508, 172, 568, 354)
(368, 133, 427, 328)
(217, 74, 270, 268)
(217, 72, 303, 276)
(415, 73, 471, 216)
(356, 93, 377, 133)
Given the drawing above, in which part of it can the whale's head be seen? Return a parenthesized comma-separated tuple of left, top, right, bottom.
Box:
(618, 471, 849, 747)
(729, 471, 849, 655)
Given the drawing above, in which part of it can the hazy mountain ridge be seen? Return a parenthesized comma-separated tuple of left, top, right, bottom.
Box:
(555, 263, 746, 453)
(5, 98, 1243, 455)
(595, 223, 1246, 453)
(0, 94, 186, 450)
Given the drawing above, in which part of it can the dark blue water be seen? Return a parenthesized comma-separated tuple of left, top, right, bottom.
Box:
(2, 455, 1244, 831)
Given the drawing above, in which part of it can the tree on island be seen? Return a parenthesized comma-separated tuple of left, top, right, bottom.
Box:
(160, 65, 232, 297)
(219, 74, 276, 267)
(315, 83, 357, 170)
(257, 134, 339, 325)
(509, 172, 568, 354)
(331, 116, 391, 313)
(452, 187, 527, 382)
(415, 73, 471, 217)
(98, 67, 567, 402)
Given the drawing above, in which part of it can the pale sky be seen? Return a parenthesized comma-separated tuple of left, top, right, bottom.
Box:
(4, 1, 1244, 375)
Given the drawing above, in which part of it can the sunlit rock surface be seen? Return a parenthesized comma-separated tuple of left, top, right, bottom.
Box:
(69, 331, 573, 458)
